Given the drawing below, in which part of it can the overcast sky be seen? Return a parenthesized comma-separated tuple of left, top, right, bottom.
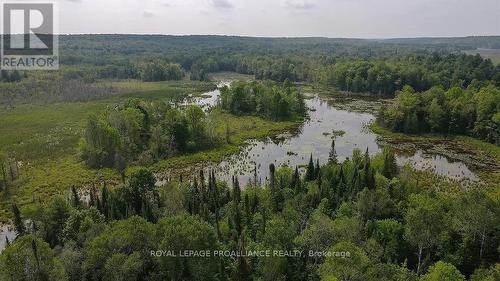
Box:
(58, 0, 500, 38)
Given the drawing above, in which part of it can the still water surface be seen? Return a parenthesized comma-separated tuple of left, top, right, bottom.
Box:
(184, 83, 478, 185)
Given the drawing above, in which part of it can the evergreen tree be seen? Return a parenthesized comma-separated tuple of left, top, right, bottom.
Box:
(269, 164, 276, 190)
(291, 166, 301, 193)
(244, 193, 252, 228)
(9, 160, 15, 181)
(89, 185, 96, 207)
(210, 171, 221, 239)
(31, 239, 44, 280)
(128, 168, 155, 215)
(315, 158, 321, 179)
(101, 184, 110, 218)
(12, 204, 25, 236)
(317, 168, 323, 197)
(231, 235, 251, 281)
(352, 169, 362, 199)
(336, 166, 347, 203)
(200, 170, 205, 193)
(232, 176, 243, 237)
(253, 165, 258, 187)
(328, 139, 338, 164)
(363, 148, 375, 189)
(306, 154, 315, 181)
(233, 176, 241, 204)
(186, 179, 200, 215)
(382, 147, 398, 179)
(71, 186, 80, 208)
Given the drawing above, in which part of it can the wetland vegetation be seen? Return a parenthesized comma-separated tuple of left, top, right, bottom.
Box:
(0, 35, 499, 281)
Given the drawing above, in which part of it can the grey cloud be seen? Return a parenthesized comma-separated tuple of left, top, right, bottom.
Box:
(283, 0, 316, 9)
(58, 0, 500, 38)
(143, 11, 154, 17)
(209, 0, 233, 9)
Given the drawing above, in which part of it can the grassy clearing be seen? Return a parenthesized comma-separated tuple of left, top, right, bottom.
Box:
(0, 80, 214, 222)
(0, 102, 105, 161)
(0, 80, 215, 163)
(208, 72, 254, 82)
(0, 101, 113, 223)
(108, 79, 216, 99)
(0, 156, 118, 222)
(0, 79, 298, 223)
(463, 49, 500, 65)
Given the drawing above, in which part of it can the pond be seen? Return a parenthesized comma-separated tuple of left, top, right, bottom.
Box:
(179, 83, 479, 185)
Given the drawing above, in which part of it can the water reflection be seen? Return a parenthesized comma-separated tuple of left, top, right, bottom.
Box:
(215, 95, 381, 183)
(181, 81, 230, 111)
(183, 87, 479, 185)
(0, 225, 16, 252)
(397, 150, 479, 181)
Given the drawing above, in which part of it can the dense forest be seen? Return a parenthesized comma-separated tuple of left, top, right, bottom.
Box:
(319, 54, 500, 96)
(2, 36, 499, 88)
(1, 147, 498, 281)
(54, 35, 500, 86)
(2, 36, 499, 107)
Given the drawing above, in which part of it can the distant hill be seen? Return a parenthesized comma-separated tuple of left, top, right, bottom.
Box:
(376, 36, 500, 50)
(58, 34, 500, 64)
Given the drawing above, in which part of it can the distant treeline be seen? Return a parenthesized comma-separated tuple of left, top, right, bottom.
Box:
(2, 35, 499, 97)
(56, 55, 315, 83)
(58, 51, 499, 92)
(61, 61, 184, 82)
(56, 35, 499, 84)
(61, 44, 500, 98)
(320, 54, 500, 97)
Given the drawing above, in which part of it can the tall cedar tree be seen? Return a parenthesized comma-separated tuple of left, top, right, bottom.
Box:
(233, 176, 243, 237)
(292, 166, 301, 193)
(269, 164, 276, 190)
(12, 203, 25, 235)
(306, 154, 315, 181)
(328, 139, 338, 164)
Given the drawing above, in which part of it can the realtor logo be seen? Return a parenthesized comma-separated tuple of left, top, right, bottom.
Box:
(1, 1, 59, 70)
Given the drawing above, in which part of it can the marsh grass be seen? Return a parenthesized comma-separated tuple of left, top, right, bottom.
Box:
(0, 79, 297, 223)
